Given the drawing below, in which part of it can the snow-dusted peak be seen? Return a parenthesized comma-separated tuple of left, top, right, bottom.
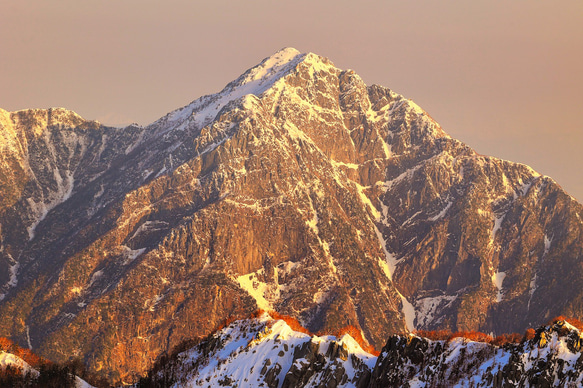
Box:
(0, 107, 89, 153)
(11, 107, 85, 121)
(274, 47, 302, 58)
(240, 47, 302, 83)
(155, 48, 303, 129)
(152, 48, 341, 131)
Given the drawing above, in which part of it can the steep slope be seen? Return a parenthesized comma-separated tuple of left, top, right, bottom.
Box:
(0, 48, 582, 383)
(380, 119, 583, 335)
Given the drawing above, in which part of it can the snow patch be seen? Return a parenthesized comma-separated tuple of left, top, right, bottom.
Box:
(544, 234, 553, 256)
(236, 273, 273, 312)
(144, 294, 164, 312)
(27, 169, 75, 240)
(304, 192, 320, 235)
(380, 138, 392, 158)
(130, 220, 169, 240)
(0, 258, 20, 301)
(527, 273, 538, 311)
(89, 270, 104, 287)
(400, 294, 416, 332)
(313, 290, 328, 304)
(235, 266, 289, 312)
(402, 211, 422, 227)
(0, 351, 38, 377)
(331, 159, 359, 170)
(121, 246, 146, 265)
(374, 226, 399, 280)
(75, 376, 95, 388)
(197, 136, 230, 157)
(285, 120, 316, 145)
(354, 182, 380, 220)
(374, 226, 415, 331)
(382, 165, 420, 192)
(428, 201, 452, 222)
(415, 294, 457, 328)
(26, 326, 32, 349)
(492, 212, 506, 239)
(307, 209, 319, 235)
(7, 260, 19, 288)
(491, 271, 506, 302)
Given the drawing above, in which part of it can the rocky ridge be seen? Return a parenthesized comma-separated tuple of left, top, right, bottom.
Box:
(0, 48, 582, 383)
(369, 318, 583, 387)
(139, 312, 376, 388)
(138, 314, 583, 388)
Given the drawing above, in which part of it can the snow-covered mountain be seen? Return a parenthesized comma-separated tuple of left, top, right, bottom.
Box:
(138, 312, 376, 388)
(1, 47, 582, 384)
(138, 314, 583, 387)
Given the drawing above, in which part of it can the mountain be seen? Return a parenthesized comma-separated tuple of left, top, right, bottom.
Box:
(137, 313, 583, 388)
(1, 47, 582, 383)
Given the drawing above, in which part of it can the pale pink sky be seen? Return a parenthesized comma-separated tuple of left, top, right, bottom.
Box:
(1, 1, 582, 200)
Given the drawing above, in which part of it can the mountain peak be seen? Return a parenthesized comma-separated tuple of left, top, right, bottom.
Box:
(262, 46, 302, 66)
(230, 47, 305, 89)
(155, 48, 334, 130)
(0, 107, 92, 153)
(235, 48, 337, 89)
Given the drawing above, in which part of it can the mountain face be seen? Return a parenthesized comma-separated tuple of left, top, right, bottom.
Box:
(138, 314, 583, 388)
(1, 47, 582, 383)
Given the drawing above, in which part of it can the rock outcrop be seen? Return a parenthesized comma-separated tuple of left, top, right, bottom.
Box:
(368, 319, 583, 387)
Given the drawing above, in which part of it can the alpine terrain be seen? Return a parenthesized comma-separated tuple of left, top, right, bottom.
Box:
(1, 47, 582, 384)
(137, 313, 583, 388)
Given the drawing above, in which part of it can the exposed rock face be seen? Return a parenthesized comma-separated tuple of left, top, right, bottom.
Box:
(0, 48, 582, 383)
(368, 320, 583, 387)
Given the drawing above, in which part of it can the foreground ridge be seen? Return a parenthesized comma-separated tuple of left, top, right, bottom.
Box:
(138, 316, 583, 388)
(137, 312, 377, 388)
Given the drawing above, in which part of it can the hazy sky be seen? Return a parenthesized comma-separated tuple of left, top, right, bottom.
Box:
(2, 1, 582, 200)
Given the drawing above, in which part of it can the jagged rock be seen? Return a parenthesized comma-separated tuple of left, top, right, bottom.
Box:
(367, 320, 583, 387)
(264, 362, 282, 388)
(325, 341, 348, 361)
